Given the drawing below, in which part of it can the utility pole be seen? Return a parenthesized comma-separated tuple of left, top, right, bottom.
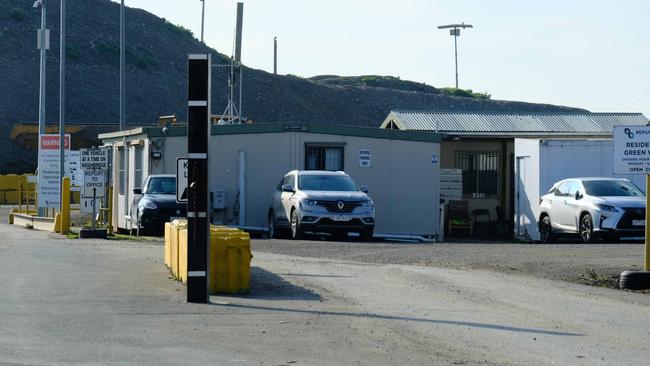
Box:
(437, 22, 473, 89)
(273, 36, 277, 74)
(59, 0, 66, 211)
(120, 0, 125, 131)
(34, 0, 48, 217)
(200, 0, 205, 43)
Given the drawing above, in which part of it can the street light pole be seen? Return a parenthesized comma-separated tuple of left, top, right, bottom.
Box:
(59, 0, 66, 211)
(200, 0, 205, 43)
(437, 22, 473, 89)
(35, 0, 48, 216)
(120, 0, 125, 131)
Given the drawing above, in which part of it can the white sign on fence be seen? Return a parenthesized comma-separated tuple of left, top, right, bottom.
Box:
(83, 170, 106, 198)
(80, 148, 108, 170)
(37, 134, 71, 208)
(80, 197, 100, 214)
(613, 125, 650, 175)
(67, 150, 82, 186)
(176, 158, 188, 203)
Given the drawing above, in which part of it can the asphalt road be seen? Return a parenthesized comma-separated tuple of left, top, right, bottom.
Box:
(2, 210, 650, 365)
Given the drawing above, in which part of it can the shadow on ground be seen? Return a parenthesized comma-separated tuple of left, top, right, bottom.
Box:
(219, 267, 322, 302)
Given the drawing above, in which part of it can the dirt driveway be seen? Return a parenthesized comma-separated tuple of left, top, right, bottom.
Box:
(253, 238, 648, 289)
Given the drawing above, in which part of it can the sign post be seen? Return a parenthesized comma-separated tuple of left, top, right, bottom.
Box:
(186, 54, 211, 303)
(613, 126, 650, 271)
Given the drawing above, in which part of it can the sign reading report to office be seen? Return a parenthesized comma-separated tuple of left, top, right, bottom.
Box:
(613, 126, 650, 175)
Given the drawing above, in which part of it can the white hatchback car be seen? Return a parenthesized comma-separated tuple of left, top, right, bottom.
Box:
(539, 177, 645, 242)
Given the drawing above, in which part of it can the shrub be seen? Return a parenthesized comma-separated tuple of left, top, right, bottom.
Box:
(10, 8, 26, 22)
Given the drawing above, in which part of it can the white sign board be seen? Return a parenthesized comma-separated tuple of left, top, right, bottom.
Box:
(80, 197, 100, 213)
(177, 158, 188, 203)
(359, 149, 372, 168)
(83, 170, 105, 198)
(37, 134, 71, 208)
(80, 148, 108, 170)
(613, 126, 650, 175)
(67, 150, 82, 186)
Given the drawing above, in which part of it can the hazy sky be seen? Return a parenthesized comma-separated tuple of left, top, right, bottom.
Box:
(114, 0, 649, 117)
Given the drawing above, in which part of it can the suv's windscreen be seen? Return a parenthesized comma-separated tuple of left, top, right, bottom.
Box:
(147, 177, 176, 194)
(583, 180, 645, 197)
(298, 175, 358, 191)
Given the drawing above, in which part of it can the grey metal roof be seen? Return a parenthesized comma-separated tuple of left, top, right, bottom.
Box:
(381, 110, 649, 136)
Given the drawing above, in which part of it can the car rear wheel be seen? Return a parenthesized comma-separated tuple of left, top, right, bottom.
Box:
(290, 210, 304, 240)
(580, 214, 596, 243)
(539, 215, 555, 243)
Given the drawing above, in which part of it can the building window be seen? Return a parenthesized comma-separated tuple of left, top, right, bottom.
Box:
(455, 151, 500, 197)
(305, 144, 344, 171)
(118, 147, 125, 195)
(134, 146, 144, 189)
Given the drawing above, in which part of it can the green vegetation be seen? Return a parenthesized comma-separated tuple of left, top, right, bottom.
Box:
(442, 87, 491, 100)
(286, 73, 304, 79)
(66, 232, 79, 239)
(96, 41, 159, 70)
(96, 41, 120, 57)
(10, 8, 26, 22)
(163, 18, 194, 38)
(359, 75, 401, 83)
(66, 46, 81, 61)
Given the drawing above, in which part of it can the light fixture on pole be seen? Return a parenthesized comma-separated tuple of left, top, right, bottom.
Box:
(437, 22, 473, 89)
(200, 0, 205, 43)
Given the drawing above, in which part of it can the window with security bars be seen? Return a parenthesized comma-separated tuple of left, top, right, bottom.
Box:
(305, 144, 344, 171)
(455, 151, 500, 197)
(134, 146, 144, 189)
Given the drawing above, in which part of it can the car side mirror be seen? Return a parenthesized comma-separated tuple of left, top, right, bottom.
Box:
(133, 188, 142, 195)
(360, 186, 369, 193)
(575, 191, 582, 200)
(281, 184, 294, 192)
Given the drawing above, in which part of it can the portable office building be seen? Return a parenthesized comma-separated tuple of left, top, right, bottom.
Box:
(99, 123, 443, 239)
(381, 110, 648, 239)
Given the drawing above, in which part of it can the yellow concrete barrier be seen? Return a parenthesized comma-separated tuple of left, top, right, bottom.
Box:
(209, 226, 251, 294)
(163, 222, 252, 294)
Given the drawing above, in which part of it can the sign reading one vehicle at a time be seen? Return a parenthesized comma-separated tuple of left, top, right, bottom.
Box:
(80, 148, 108, 170)
(613, 126, 650, 175)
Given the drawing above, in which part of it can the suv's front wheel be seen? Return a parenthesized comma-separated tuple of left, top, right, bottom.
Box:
(290, 210, 304, 240)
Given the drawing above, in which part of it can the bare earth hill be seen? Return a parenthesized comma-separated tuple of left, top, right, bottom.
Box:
(0, 0, 584, 173)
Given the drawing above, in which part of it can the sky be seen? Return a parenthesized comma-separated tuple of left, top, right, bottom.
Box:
(114, 0, 650, 117)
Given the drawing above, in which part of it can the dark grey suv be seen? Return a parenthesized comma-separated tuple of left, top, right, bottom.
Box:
(268, 170, 375, 240)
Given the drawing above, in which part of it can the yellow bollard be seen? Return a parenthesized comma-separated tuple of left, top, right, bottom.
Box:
(60, 177, 71, 234)
(18, 182, 22, 213)
(107, 186, 113, 236)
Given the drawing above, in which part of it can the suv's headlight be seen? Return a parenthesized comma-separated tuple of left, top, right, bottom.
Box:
(595, 203, 618, 212)
(361, 200, 374, 208)
(144, 201, 157, 210)
(300, 199, 318, 210)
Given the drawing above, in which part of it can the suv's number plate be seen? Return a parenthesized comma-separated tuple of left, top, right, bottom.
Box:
(332, 215, 351, 222)
(633, 220, 645, 226)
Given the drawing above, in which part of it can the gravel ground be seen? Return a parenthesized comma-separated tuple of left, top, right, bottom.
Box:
(252, 238, 648, 290)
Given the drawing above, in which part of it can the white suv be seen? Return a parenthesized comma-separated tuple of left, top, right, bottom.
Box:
(539, 177, 645, 243)
(268, 170, 375, 240)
